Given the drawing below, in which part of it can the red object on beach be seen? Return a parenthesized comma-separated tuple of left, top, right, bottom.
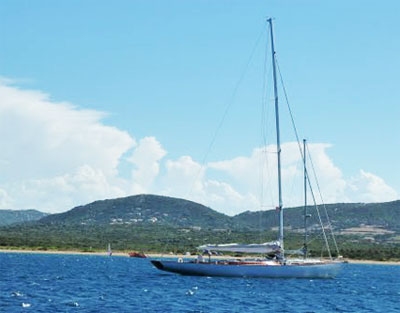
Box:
(128, 251, 147, 258)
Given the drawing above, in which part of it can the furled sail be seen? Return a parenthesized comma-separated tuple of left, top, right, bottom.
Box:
(198, 242, 281, 254)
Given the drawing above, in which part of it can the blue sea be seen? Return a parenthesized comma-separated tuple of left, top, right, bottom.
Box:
(0, 253, 399, 313)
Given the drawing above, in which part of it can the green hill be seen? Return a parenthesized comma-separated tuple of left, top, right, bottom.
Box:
(234, 201, 400, 232)
(39, 194, 234, 229)
(0, 195, 399, 260)
(0, 209, 48, 226)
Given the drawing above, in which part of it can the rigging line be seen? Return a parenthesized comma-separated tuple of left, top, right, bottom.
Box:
(275, 58, 334, 258)
(275, 58, 303, 158)
(304, 159, 333, 258)
(305, 141, 341, 256)
(275, 58, 312, 191)
(275, 57, 313, 208)
(298, 148, 333, 258)
(186, 26, 266, 198)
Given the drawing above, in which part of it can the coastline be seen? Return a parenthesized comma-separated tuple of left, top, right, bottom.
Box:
(0, 248, 399, 265)
(346, 259, 400, 265)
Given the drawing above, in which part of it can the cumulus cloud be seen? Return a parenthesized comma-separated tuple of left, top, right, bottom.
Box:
(347, 170, 398, 203)
(161, 155, 258, 215)
(0, 83, 134, 179)
(128, 136, 167, 194)
(6, 165, 126, 212)
(163, 156, 205, 197)
(0, 80, 397, 215)
(201, 142, 398, 214)
(0, 81, 134, 212)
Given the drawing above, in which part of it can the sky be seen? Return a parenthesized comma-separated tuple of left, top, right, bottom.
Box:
(0, 1, 399, 215)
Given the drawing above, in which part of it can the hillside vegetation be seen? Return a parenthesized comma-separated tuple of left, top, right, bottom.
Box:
(0, 195, 399, 261)
(0, 209, 48, 226)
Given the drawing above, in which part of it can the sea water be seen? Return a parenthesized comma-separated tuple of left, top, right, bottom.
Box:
(0, 253, 399, 313)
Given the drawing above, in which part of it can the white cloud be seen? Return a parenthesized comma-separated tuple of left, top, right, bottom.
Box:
(0, 83, 134, 180)
(160, 156, 258, 215)
(162, 155, 205, 197)
(193, 142, 398, 215)
(7, 165, 126, 212)
(0, 188, 12, 208)
(128, 136, 167, 194)
(300, 143, 347, 205)
(0, 81, 134, 212)
(0, 80, 398, 215)
(347, 170, 398, 203)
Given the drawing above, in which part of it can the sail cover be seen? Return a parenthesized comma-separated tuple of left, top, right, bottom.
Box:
(198, 242, 281, 254)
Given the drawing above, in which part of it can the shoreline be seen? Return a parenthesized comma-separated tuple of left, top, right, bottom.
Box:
(1, 248, 399, 265)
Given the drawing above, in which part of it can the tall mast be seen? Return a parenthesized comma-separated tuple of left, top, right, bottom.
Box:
(303, 139, 308, 259)
(267, 18, 284, 255)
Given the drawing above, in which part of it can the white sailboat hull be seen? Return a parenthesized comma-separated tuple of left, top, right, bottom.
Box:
(151, 259, 342, 278)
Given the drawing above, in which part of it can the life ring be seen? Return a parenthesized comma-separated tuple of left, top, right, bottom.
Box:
(178, 258, 183, 263)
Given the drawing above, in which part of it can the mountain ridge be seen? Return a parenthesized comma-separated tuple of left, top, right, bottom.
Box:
(1, 195, 399, 260)
(0, 209, 48, 226)
(38, 194, 236, 229)
(2, 195, 400, 234)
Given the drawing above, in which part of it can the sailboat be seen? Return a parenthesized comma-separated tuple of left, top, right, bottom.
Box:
(107, 243, 112, 257)
(151, 19, 342, 278)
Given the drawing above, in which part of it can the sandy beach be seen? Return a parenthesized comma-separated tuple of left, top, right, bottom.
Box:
(346, 259, 400, 265)
(1, 248, 399, 265)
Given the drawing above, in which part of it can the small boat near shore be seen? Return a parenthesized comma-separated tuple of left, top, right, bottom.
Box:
(129, 251, 147, 258)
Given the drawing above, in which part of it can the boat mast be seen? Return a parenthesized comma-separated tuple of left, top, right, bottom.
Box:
(303, 139, 309, 259)
(267, 18, 284, 256)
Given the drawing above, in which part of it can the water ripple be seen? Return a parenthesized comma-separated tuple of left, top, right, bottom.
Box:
(1, 253, 399, 312)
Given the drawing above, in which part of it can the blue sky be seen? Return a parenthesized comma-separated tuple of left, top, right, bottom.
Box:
(0, 1, 399, 215)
